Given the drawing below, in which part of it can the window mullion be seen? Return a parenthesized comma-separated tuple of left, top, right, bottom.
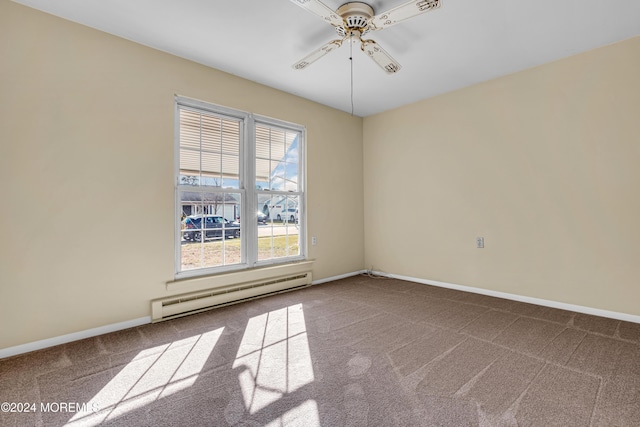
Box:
(244, 115, 257, 267)
(199, 114, 203, 186)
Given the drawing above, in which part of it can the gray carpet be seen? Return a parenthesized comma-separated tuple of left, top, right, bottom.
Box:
(1, 275, 639, 426)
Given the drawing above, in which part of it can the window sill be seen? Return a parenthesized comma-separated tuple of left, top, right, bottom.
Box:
(166, 259, 315, 294)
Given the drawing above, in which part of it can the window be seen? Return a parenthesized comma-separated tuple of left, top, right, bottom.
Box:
(175, 97, 305, 278)
(255, 124, 302, 262)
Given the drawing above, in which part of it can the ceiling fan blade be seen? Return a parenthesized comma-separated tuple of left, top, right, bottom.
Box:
(289, 0, 344, 27)
(292, 38, 345, 70)
(369, 0, 440, 30)
(361, 40, 402, 74)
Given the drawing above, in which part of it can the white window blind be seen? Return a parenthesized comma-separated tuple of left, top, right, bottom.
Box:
(178, 108, 241, 186)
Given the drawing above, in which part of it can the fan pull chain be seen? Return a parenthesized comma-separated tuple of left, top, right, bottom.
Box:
(350, 36, 354, 116)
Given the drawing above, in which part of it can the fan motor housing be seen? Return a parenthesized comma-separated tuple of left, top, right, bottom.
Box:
(337, 2, 374, 28)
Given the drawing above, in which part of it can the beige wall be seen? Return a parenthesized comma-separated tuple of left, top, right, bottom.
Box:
(2, 0, 638, 352)
(364, 36, 640, 316)
(0, 2, 364, 349)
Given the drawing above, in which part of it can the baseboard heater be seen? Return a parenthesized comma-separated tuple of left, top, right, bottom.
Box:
(151, 271, 312, 322)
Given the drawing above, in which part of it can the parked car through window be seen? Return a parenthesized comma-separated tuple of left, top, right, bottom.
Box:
(182, 215, 240, 241)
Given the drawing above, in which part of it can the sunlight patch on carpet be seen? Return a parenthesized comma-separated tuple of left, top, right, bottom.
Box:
(66, 328, 224, 425)
(233, 304, 315, 415)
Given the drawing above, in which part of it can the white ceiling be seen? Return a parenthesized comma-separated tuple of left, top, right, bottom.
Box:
(14, 0, 640, 117)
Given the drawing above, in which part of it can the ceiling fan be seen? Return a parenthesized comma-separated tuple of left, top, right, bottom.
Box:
(290, 0, 441, 74)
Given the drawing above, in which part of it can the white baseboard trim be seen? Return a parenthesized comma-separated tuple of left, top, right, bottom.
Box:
(312, 270, 367, 286)
(373, 271, 640, 324)
(0, 271, 364, 359)
(0, 316, 151, 360)
(10, 269, 634, 359)
(1, 270, 364, 359)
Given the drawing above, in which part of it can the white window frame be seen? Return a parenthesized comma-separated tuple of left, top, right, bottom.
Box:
(252, 114, 306, 268)
(174, 96, 306, 279)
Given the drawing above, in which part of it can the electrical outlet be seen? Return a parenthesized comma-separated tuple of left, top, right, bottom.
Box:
(311, 236, 317, 246)
(476, 237, 484, 248)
